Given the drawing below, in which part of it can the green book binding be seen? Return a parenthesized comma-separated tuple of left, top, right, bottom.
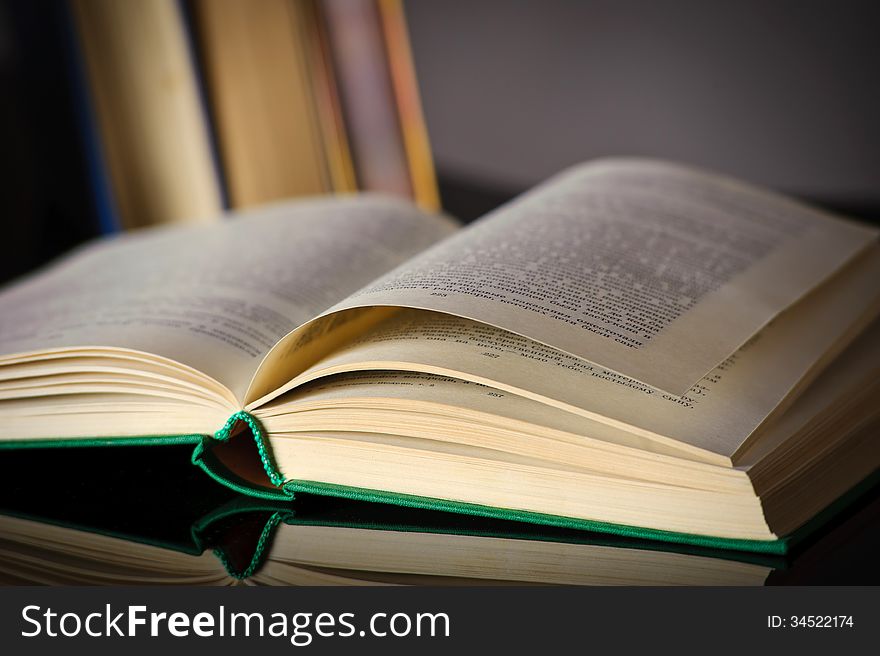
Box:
(4, 410, 877, 557)
(192, 412, 880, 556)
(2, 439, 877, 585)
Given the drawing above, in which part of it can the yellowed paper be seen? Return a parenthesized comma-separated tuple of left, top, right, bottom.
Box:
(260, 244, 880, 459)
(0, 196, 456, 400)
(277, 159, 876, 395)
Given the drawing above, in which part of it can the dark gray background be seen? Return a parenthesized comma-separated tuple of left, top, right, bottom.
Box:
(1, 0, 879, 280)
(407, 0, 880, 203)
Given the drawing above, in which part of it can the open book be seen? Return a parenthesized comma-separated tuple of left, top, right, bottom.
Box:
(2, 159, 879, 553)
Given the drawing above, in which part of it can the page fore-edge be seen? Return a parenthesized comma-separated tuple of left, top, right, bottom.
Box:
(3, 410, 878, 556)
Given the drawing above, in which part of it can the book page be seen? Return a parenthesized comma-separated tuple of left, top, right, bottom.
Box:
(735, 319, 880, 471)
(0, 196, 456, 400)
(257, 370, 721, 463)
(290, 159, 877, 395)
(260, 244, 880, 460)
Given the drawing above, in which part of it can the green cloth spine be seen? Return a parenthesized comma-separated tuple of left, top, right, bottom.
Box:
(4, 410, 877, 556)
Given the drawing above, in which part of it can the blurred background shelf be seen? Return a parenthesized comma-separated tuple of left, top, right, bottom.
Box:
(0, 0, 437, 285)
(3, 0, 879, 285)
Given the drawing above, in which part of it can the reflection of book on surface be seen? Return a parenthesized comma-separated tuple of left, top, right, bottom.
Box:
(0, 445, 264, 584)
(258, 520, 776, 586)
(1, 158, 879, 552)
(3, 445, 877, 586)
(0, 512, 778, 586)
(0, 446, 778, 586)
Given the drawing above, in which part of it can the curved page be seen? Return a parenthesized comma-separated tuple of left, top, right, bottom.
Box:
(249, 159, 877, 400)
(0, 196, 456, 401)
(249, 245, 880, 460)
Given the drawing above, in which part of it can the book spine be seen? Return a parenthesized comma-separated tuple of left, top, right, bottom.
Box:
(191, 411, 292, 502)
(68, 0, 224, 228)
(177, 0, 231, 212)
(377, 0, 441, 211)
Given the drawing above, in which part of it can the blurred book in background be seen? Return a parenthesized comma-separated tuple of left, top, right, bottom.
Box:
(319, 0, 438, 208)
(69, 0, 224, 230)
(66, 0, 438, 231)
(188, 0, 347, 207)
